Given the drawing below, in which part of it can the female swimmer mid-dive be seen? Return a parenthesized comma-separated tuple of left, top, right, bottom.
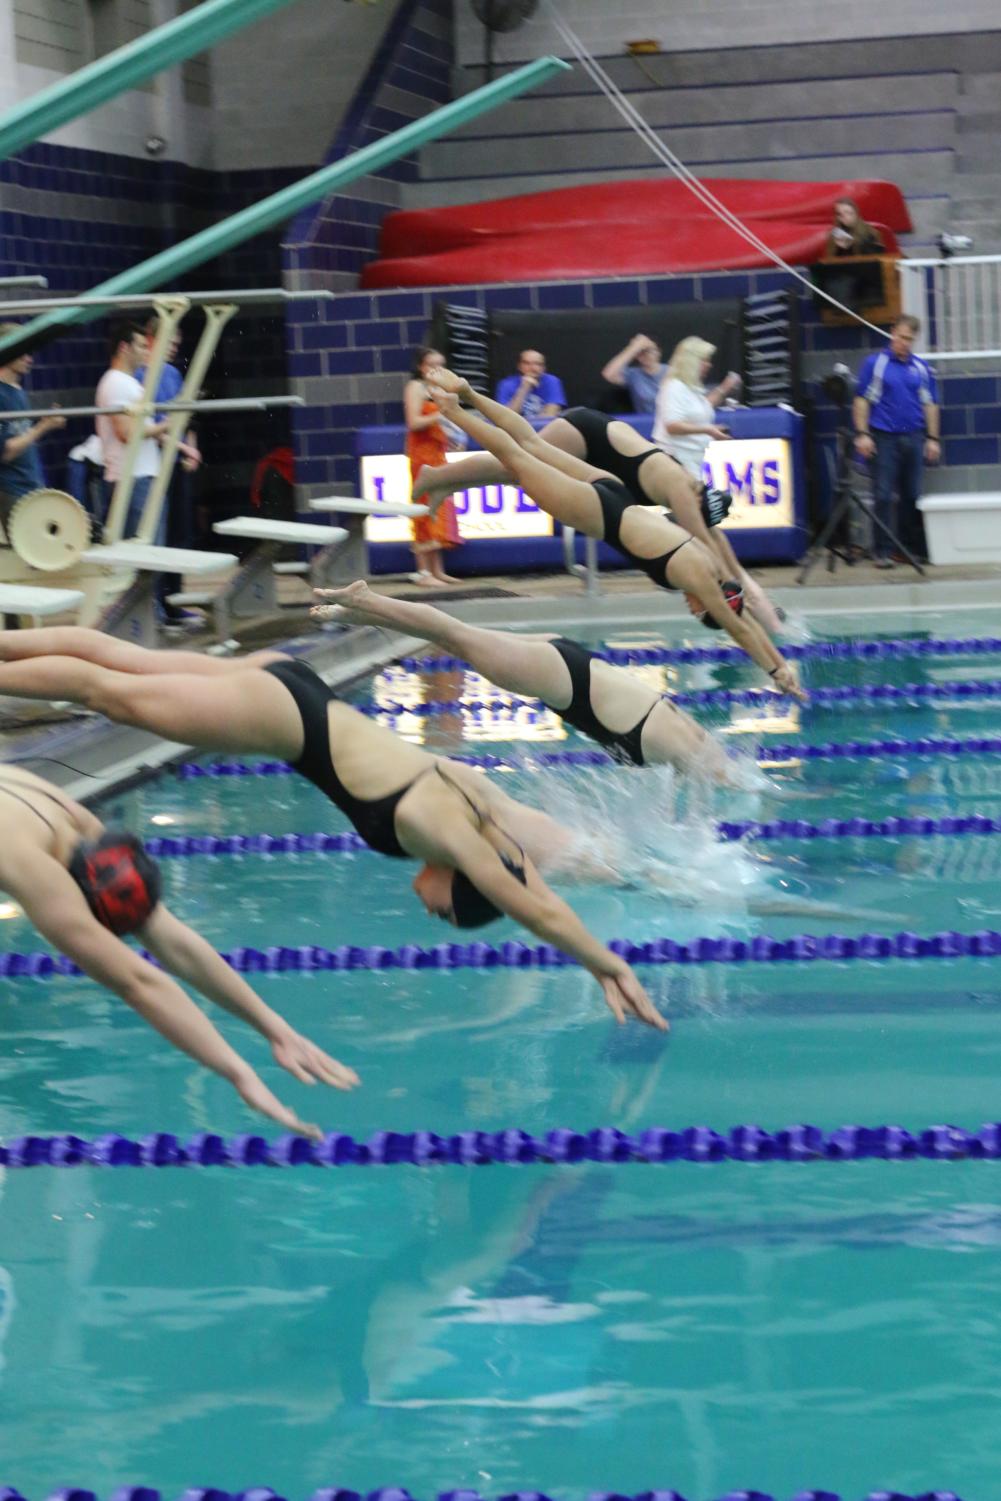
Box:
(0, 764, 357, 1137)
(0, 629, 665, 1032)
(311, 579, 732, 780)
(422, 370, 803, 699)
(414, 399, 785, 636)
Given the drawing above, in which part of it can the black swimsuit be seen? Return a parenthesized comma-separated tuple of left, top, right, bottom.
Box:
(561, 406, 731, 531)
(550, 637, 659, 766)
(264, 658, 424, 858)
(592, 476, 693, 591)
(561, 407, 666, 501)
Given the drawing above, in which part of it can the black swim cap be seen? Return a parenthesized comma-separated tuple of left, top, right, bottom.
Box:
(700, 484, 734, 529)
(68, 829, 162, 936)
(698, 580, 745, 631)
(450, 852, 527, 929)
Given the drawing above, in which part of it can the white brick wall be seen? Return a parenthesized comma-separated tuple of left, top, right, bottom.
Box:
(13, 0, 85, 73)
(455, 0, 1001, 66)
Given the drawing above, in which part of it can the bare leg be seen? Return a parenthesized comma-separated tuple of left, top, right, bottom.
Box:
(312, 581, 573, 707)
(0, 625, 282, 676)
(416, 416, 588, 516)
(0, 654, 302, 756)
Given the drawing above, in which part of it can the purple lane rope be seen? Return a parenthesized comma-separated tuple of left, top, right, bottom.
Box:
(141, 815, 1001, 861)
(359, 678, 1001, 718)
(3, 1123, 1001, 1168)
(4, 927, 1001, 982)
(402, 632, 1001, 672)
(0, 1488, 970, 1501)
(175, 734, 1001, 781)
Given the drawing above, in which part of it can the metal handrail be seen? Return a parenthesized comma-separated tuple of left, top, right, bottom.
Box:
(0, 288, 334, 314)
(0, 396, 304, 422)
(899, 254, 1001, 361)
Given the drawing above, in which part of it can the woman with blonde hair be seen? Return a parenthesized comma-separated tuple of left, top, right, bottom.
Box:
(654, 337, 782, 633)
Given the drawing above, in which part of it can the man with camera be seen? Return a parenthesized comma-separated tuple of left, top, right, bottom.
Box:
(853, 314, 941, 568)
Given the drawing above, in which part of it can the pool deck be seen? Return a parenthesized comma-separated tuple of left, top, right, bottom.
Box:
(3, 555, 1001, 803)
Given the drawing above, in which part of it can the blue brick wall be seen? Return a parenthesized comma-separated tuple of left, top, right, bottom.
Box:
(0, 142, 303, 509)
(283, 0, 454, 283)
(287, 267, 1001, 501)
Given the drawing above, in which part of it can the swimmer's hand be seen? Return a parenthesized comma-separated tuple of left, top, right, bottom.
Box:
(772, 662, 807, 703)
(271, 1028, 360, 1092)
(598, 962, 669, 1031)
(231, 1066, 325, 1141)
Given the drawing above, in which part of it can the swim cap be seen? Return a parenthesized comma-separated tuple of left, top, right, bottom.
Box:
(700, 485, 734, 528)
(450, 852, 527, 929)
(698, 580, 745, 630)
(68, 829, 162, 936)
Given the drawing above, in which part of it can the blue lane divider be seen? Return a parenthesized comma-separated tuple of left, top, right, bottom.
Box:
(142, 815, 1001, 860)
(4, 927, 1001, 982)
(2, 1123, 1001, 1168)
(175, 735, 1001, 781)
(0, 1488, 968, 1501)
(359, 679, 1001, 718)
(403, 632, 1001, 672)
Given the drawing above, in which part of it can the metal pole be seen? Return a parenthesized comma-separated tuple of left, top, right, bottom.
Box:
(0, 0, 310, 164)
(0, 397, 305, 422)
(0, 289, 334, 316)
(0, 56, 572, 363)
(0, 276, 48, 290)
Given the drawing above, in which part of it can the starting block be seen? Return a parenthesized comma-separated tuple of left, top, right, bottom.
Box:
(210, 516, 349, 635)
(84, 541, 237, 647)
(0, 583, 85, 627)
(307, 495, 429, 578)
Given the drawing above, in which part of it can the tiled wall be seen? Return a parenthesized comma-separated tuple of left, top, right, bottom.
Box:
(0, 142, 304, 507)
(454, 0, 1001, 67)
(283, 0, 453, 287)
(285, 268, 1001, 506)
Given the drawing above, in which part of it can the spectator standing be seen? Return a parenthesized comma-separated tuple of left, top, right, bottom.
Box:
(495, 348, 566, 420)
(653, 336, 741, 478)
(0, 326, 66, 510)
(406, 347, 463, 588)
(138, 316, 202, 622)
(601, 334, 666, 414)
(853, 314, 940, 567)
(95, 320, 168, 537)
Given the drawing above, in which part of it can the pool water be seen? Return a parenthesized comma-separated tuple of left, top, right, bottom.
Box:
(4, 607, 1001, 1498)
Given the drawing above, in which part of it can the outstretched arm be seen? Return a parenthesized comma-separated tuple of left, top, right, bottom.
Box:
(139, 904, 360, 1093)
(406, 808, 667, 1031)
(5, 854, 327, 1138)
(674, 551, 804, 698)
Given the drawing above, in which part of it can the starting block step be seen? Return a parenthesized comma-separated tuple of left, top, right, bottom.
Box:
(0, 583, 85, 617)
(213, 516, 347, 546)
(85, 542, 238, 575)
(309, 495, 429, 518)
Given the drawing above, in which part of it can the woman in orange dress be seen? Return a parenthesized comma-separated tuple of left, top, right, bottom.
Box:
(405, 346, 462, 587)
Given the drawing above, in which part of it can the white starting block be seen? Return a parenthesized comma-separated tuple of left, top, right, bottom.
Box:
(209, 516, 349, 635)
(0, 583, 85, 627)
(918, 493, 1001, 565)
(308, 496, 429, 519)
(307, 495, 429, 579)
(84, 541, 238, 647)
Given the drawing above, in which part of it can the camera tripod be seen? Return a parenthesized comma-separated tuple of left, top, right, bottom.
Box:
(797, 427, 925, 585)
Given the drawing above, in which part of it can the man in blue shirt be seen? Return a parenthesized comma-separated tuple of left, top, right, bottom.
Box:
(495, 348, 566, 421)
(853, 314, 941, 566)
(0, 325, 66, 505)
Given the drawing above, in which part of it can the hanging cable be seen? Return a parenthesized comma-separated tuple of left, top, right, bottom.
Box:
(542, 1, 888, 336)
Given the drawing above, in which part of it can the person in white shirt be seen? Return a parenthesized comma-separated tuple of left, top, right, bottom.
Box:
(654, 337, 784, 635)
(653, 336, 741, 477)
(95, 320, 168, 537)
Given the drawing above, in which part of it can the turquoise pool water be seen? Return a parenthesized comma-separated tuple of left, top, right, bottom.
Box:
(4, 607, 1001, 1498)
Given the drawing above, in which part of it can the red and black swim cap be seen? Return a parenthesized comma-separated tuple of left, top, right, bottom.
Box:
(68, 830, 162, 936)
(697, 580, 745, 631)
